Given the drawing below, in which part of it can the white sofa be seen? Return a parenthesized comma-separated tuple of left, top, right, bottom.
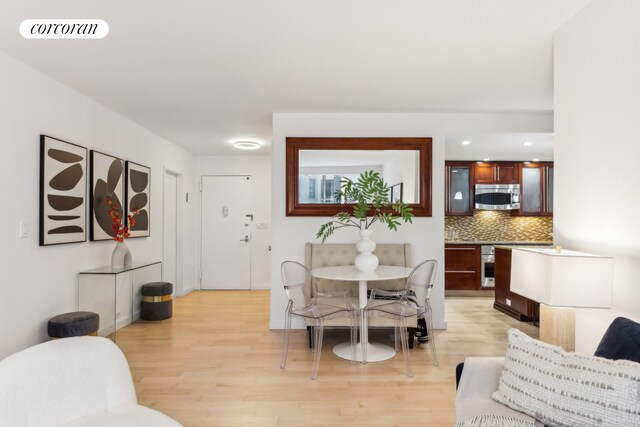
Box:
(455, 357, 542, 426)
(304, 243, 418, 345)
(455, 318, 640, 426)
(0, 336, 182, 427)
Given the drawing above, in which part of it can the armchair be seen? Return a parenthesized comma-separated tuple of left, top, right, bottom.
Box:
(0, 336, 182, 427)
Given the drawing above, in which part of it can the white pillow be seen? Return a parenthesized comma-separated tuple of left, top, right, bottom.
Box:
(492, 328, 640, 427)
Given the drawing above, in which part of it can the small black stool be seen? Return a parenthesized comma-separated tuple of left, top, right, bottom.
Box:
(141, 282, 173, 321)
(48, 311, 100, 338)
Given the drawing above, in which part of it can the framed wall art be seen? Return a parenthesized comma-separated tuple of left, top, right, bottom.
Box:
(125, 161, 150, 237)
(39, 135, 88, 246)
(90, 150, 124, 241)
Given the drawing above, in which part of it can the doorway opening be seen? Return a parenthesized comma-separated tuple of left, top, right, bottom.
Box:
(163, 169, 182, 296)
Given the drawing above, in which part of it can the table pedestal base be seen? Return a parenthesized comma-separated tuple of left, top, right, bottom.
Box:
(333, 341, 396, 362)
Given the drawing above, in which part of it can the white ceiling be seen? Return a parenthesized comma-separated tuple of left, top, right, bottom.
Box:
(445, 132, 554, 161)
(0, 0, 589, 156)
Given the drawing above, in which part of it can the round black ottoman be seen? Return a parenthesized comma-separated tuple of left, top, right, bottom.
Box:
(48, 311, 100, 338)
(141, 282, 173, 321)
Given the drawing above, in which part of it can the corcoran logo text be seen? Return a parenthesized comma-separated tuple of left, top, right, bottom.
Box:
(20, 19, 109, 39)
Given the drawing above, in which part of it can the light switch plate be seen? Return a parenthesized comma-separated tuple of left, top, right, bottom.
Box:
(19, 221, 28, 238)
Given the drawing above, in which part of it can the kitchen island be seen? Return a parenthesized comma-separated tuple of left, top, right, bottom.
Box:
(492, 245, 550, 321)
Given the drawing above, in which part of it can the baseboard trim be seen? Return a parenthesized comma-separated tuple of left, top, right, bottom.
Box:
(445, 290, 495, 298)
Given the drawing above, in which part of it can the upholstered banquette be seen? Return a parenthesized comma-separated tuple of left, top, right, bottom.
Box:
(304, 243, 418, 345)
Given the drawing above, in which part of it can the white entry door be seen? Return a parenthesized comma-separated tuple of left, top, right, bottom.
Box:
(201, 175, 251, 289)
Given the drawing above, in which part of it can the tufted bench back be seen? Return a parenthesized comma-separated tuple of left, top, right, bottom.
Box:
(305, 243, 411, 296)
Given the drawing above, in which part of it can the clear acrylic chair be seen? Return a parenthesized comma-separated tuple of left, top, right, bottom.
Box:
(363, 259, 438, 378)
(280, 260, 358, 380)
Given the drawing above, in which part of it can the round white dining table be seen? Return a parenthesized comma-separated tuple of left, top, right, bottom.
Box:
(311, 265, 412, 363)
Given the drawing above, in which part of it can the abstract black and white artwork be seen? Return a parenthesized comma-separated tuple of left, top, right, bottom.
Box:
(39, 135, 88, 246)
(125, 161, 150, 238)
(90, 150, 124, 241)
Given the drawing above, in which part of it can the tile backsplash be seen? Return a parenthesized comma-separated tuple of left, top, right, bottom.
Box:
(445, 210, 552, 242)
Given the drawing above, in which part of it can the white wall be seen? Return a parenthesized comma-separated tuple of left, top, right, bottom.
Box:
(554, 0, 640, 353)
(270, 112, 553, 329)
(0, 52, 197, 359)
(195, 156, 272, 289)
(382, 151, 418, 203)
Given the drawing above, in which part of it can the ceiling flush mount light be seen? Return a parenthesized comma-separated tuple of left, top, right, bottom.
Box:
(233, 141, 261, 150)
(523, 141, 533, 146)
(462, 140, 471, 145)
(532, 158, 540, 162)
(482, 158, 490, 162)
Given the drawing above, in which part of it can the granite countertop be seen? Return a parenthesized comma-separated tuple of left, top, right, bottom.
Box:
(493, 244, 555, 250)
(445, 240, 553, 246)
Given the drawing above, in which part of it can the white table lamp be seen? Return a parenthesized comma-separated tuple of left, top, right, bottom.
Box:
(510, 247, 614, 351)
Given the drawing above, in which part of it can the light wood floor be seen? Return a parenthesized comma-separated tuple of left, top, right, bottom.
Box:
(116, 291, 538, 427)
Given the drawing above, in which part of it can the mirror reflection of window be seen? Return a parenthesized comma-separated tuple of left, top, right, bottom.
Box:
(308, 178, 316, 199)
(323, 177, 334, 203)
(297, 149, 419, 204)
(298, 174, 358, 204)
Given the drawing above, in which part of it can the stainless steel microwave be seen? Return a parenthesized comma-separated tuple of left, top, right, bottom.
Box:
(474, 184, 520, 210)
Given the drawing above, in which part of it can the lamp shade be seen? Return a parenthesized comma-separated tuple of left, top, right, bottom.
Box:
(510, 248, 614, 308)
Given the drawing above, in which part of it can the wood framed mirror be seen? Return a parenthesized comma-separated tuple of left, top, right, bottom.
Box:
(286, 137, 432, 216)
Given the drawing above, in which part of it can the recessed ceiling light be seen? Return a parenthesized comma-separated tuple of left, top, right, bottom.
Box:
(462, 140, 471, 145)
(233, 141, 261, 150)
(523, 141, 533, 146)
(482, 158, 490, 162)
(532, 158, 540, 162)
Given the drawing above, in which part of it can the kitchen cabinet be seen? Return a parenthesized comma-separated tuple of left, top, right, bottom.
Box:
(445, 161, 474, 216)
(445, 244, 481, 290)
(519, 162, 553, 216)
(493, 247, 537, 320)
(474, 162, 518, 184)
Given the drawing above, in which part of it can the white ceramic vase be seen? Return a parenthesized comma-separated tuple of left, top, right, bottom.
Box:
(111, 241, 132, 269)
(355, 228, 378, 272)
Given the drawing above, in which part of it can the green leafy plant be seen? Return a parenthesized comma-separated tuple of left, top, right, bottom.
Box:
(316, 170, 414, 243)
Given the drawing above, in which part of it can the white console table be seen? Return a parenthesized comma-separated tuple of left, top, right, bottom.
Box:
(78, 261, 162, 339)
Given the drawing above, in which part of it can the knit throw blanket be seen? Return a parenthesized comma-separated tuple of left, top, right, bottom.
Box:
(456, 414, 536, 427)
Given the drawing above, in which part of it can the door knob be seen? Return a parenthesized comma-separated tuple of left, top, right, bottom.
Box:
(240, 235, 249, 243)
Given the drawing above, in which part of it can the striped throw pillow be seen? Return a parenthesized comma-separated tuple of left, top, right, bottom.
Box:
(492, 328, 640, 427)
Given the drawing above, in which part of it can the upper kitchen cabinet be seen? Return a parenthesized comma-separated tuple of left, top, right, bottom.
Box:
(474, 162, 518, 184)
(519, 162, 554, 216)
(445, 161, 474, 216)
